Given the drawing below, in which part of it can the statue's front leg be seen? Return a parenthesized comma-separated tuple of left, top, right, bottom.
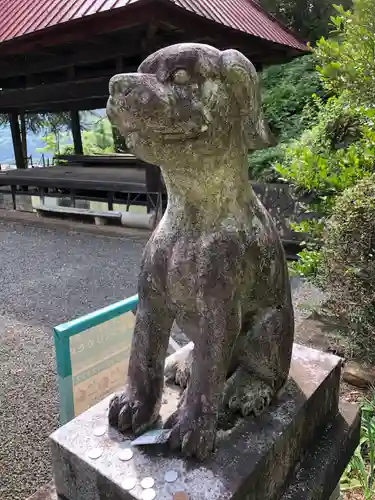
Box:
(109, 275, 174, 435)
(165, 298, 240, 461)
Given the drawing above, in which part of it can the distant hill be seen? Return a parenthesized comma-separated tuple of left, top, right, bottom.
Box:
(0, 110, 106, 165)
(0, 126, 49, 164)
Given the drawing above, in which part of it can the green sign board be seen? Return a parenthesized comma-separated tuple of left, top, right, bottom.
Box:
(53, 294, 138, 425)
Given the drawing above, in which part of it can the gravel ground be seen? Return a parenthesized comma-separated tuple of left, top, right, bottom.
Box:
(0, 219, 326, 500)
(0, 220, 147, 500)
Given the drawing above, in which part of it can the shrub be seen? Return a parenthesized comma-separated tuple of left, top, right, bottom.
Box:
(275, 98, 375, 281)
(260, 55, 323, 142)
(316, 0, 375, 106)
(248, 55, 323, 180)
(321, 175, 375, 361)
(341, 392, 375, 499)
(276, 96, 373, 196)
(248, 143, 287, 181)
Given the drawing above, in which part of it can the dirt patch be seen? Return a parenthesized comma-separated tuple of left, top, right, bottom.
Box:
(344, 490, 365, 500)
(292, 280, 373, 402)
(292, 281, 372, 500)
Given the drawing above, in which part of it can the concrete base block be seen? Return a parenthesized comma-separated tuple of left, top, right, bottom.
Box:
(94, 216, 108, 226)
(50, 344, 359, 500)
(328, 484, 342, 500)
(120, 211, 155, 230)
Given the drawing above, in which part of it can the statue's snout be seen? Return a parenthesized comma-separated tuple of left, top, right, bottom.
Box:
(109, 73, 141, 99)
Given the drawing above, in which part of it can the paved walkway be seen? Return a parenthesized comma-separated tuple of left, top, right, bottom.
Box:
(0, 220, 147, 500)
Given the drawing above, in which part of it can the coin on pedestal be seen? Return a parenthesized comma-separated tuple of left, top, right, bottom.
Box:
(173, 492, 189, 500)
(141, 477, 155, 489)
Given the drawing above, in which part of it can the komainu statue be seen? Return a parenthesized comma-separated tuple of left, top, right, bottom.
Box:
(107, 43, 294, 461)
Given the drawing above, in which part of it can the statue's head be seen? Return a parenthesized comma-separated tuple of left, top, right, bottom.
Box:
(107, 43, 273, 166)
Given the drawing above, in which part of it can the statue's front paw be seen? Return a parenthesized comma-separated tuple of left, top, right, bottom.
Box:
(223, 368, 275, 417)
(165, 406, 217, 461)
(109, 388, 160, 435)
(164, 343, 194, 389)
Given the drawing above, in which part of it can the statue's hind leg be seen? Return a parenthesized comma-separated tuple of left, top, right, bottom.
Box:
(223, 304, 294, 417)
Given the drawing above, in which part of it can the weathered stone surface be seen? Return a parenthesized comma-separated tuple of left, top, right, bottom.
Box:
(343, 360, 375, 388)
(328, 485, 342, 500)
(51, 345, 345, 500)
(106, 42, 295, 460)
(26, 482, 58, 500)
(281, 402, 359, 500)
(251, 182, 306, 242)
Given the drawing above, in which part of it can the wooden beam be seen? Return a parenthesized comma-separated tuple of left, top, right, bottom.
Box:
(17, 98, 108, 113)
(71, 111, 83, 155)
(9, 113, 26, 169)
(0, 77, 110, 112)
(0, 25, 208, 83)
(0, 42, 141, 80)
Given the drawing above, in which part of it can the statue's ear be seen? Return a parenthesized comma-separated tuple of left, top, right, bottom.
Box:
(220, 49, 275, 150)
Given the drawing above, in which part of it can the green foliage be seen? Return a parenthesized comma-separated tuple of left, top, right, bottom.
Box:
(112, 126, 128, 153)
(276, 96, 374, 198)
(37, 116, 115, 157)
(259, 0, 352, 41)
(275, 97, 375, 281)
(37, 134, 60, 155)
(260, 55, 323, 141)
(316, 0, 375, 106)
(252, 0, 375, 183)
(321, 175, 375, 361)
(249, 55, 323, 180)
(248, 144, 287, 181)
(288, 218, 325, 280)
(289, 248, 323, 279)
(0, 112, 72, 159)
(341, 392, 375, 498)
(81, 118, 114, 155)
(0, 112, 71, 134)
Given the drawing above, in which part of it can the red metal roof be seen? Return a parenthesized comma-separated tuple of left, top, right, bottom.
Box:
(0, 0, 305, 50)
(171, 0, 305, 50)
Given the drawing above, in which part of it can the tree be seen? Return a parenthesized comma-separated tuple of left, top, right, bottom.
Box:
(315, 0, 375, 106)
(259, 0, 352, 42)
(112, 126, 128, 153)
(0, 112, 71, 162)
(273, 0, 375, 280)
(248, 54, 324, 180)
(38, 116, 115, 157)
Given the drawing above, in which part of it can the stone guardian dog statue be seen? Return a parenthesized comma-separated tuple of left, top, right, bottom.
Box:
(107, 43, 294, 461)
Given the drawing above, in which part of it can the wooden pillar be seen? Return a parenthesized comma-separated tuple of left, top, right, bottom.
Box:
(70, 110, 83, 155)
(20, 112, 27, 161)
(9, 113, 26, 169)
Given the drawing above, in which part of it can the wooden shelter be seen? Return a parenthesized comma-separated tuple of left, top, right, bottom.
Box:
(0, 0, 306, 169)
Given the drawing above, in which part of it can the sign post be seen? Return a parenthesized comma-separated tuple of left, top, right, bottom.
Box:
(54, 294, 179, 425)
(54, 295, 138, 425)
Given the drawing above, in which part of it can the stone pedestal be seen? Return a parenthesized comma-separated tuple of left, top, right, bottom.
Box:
(50, 345, 359, 500)
(328, 485, 342, 500)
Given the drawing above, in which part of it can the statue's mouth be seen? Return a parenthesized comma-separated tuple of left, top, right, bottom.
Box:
(123, 127, 206, 143)
(108, 94, 209, 144)
(160, 130, 203, 142)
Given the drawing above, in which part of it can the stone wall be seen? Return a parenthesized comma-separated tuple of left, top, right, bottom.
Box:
(252, 182, 305, 242)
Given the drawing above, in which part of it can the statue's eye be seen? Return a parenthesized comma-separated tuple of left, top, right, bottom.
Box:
(172, 69, 190, 85)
